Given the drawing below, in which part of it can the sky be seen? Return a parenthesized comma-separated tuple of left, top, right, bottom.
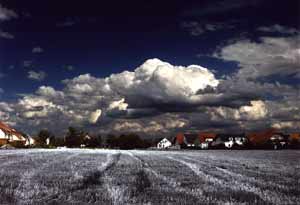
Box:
(0, 0, 299, 137)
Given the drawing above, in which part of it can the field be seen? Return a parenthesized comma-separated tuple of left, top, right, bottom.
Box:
(0, 149, 299, 204)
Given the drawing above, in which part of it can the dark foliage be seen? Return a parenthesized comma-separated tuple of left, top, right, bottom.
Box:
(106, 134, 151, 149)
(85, 135, 102, 148)
(64, 127, 85, 148)
(34, 129, 54, 147)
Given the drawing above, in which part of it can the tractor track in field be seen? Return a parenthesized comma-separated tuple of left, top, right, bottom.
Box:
(179, 155, 300, 204)
(125, 151, 206, 202)
(168, 155, 292, 204)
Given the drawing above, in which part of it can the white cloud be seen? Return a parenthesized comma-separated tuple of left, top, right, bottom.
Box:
(108, 58, 220, 108)
(32, 47, 44, 53)
(257, 24, 299, 35)
(272, 121, 300, 130)
(89, 109, 102, 124)
(182, 21, 235, 36)
(3, 58, 299, 135)
(214, 35, 300, 79)
(23, 60, 33, 68)
(108, 98, 128, 111)
(28, 70, 47, 81)
(239, 100, 268, 120)
(0, 30, 14, 39)
(0, 4, 18, 21)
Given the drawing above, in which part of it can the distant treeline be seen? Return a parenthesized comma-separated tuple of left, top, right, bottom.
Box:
(31, 127, 152, 149)
(26, 127, 300, 150)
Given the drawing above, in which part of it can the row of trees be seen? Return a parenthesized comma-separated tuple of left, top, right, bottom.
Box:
(33, 127, 151, 149)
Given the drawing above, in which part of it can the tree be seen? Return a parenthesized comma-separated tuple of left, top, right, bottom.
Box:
(52, 137, 65, 147)
(86, 135, 102, 148)
(106, 134, 118, 148)
(117, 134, 150, 149)
(35, 129, 52, 147)
(65, 127, 84, 147)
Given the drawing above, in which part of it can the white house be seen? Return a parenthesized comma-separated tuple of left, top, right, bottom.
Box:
(0, 121, 27, 147)
(25, 136, 36, 146)
(157, 138, 172, 149)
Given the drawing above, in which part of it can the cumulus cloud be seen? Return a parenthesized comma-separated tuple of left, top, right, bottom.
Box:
(107, 58, 220, 110)
(0, 30, 14, 39)
(272, 121, 300, 130)
(0, 4, 17, 39)
(0, 4, 18, 21)
(32, 47, 44, 53)
(23, 60, 33, 68)
(182, 21, 235, 36)
(28, 70, 47, 81)
(2, 58, 299, 135)
(210, 100, 268, 121)
(111, 114, 188, 134)
(257, 24, 299, 35)
(89, 109, 102, 124)
(214, 35, 300, 79)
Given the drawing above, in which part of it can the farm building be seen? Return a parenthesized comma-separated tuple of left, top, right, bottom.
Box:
(0, 121, 27, 147)
(247, 129, 288, 149)
(157, 138, 172, 149)
(25, 136, 36, 146)
(174, 132, 217, 149)
(289, 133, 300, 142)
(289, 133, 300, 148)
(212, 134, 248, 149)
(174, 132, 199, 148)
(199, 133, 217, 149)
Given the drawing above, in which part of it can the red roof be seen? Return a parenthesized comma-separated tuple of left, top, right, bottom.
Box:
(0, 121, 25, 141)
(199, 133, 217, 143)
(175, 133, 185, 145)
(247, 128, 278, 145)
(0, 121, 15, 134)
(289, 133, 300, 141)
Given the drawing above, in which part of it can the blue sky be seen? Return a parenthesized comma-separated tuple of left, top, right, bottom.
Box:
(0, 0, 299, 136)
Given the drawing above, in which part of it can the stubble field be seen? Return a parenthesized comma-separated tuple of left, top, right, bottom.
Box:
(0, 149, 299, 204)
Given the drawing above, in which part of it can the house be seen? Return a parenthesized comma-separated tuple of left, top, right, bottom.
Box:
(247, 129, 288, 149)
(0, 121, 27, 147)
(174, 132, 185, 147)
(174, 132, 204, 148)
(247, 128, 277, 147)
(289, 133, 300, 148)
(268, 133, 289, 149)
(289, 133, 300, 141)
(199, 133, 217, 149)
(157, 138, 172, 149)
(183, 133, 199, 147)
(25, 136, 36, 146)
(212, 134, 248, 149)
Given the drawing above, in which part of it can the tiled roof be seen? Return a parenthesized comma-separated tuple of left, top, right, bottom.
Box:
(184, 133, 199, 144)
(0, 121, 25, 141)
(199, 133, 217, 143)
(247, 128, 278, 145)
